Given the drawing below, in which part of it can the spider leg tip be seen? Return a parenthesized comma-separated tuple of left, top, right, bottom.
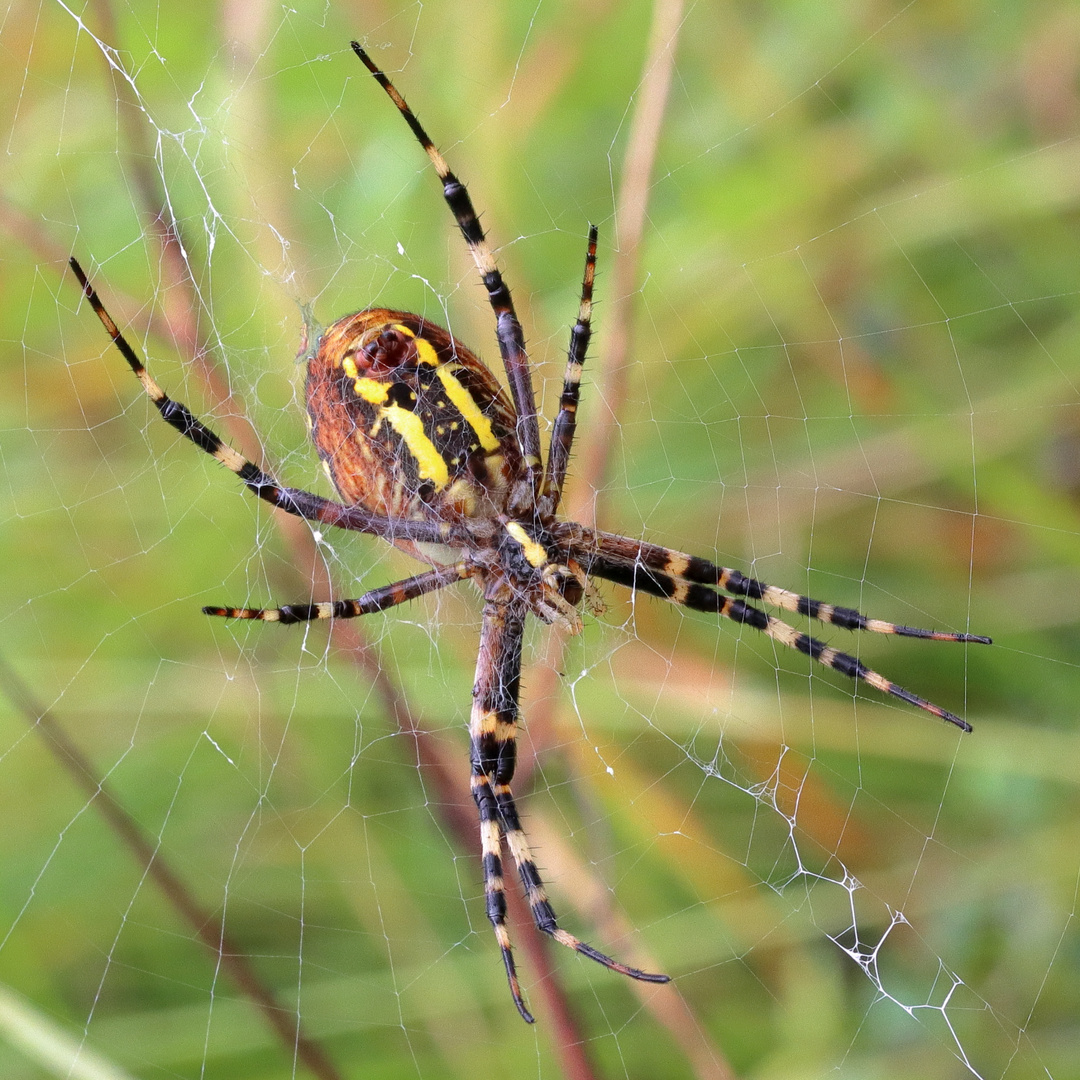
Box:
(640, 971, 672, 984)
(68, 257, 89, 288)
(350, 41, 376, 71)
(501, 958, 535, 1023)
(938, 631, 992, 645)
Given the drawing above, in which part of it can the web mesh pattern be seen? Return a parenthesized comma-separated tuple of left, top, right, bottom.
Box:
(2, 1, 1077, 1077)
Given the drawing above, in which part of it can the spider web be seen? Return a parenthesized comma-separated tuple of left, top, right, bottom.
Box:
(2, 0, 1078, 1077)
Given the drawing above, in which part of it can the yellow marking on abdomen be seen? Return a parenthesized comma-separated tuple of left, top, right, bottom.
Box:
(505, 522, 548, 568)
(381, 405, 450, 489)
(414, 337, 440, 367)
(354, 377, 390, 404)
(437, 366, 499, 451)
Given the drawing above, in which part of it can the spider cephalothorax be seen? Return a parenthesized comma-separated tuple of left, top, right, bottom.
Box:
(70, 41, 990, 1023)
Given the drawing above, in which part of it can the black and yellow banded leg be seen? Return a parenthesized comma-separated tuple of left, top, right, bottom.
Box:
(492, 781, 671, 987)
(470, 599, 531, 1020)
(593, 561, 976, 730)
(204, 562, 472, 623)
(581, 529, 992, 644)
(541, 225, 598, 514)
(471, 771, 531, 1021)
(69, 259, 458, 547)
(471, 599, 669, 1022)
(351, 44, 542, 480)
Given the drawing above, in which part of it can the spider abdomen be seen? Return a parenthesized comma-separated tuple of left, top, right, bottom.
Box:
(307, 309, 523, 526)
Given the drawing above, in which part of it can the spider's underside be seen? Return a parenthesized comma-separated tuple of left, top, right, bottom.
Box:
(69, 42, 991, 1024)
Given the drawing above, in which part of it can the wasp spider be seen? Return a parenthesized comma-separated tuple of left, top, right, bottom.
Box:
(70, 42, 990, 1023)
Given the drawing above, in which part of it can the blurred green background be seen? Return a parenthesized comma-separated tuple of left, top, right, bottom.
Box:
(2, 0, 1079, 1077)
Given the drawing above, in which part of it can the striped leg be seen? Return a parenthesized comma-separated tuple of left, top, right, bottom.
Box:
(471, 599, 531, 1020)
(204, 563, 471, 623)
(69, 259, 459, 547)
(471, 598, 670, 1023)
(493, 784, 671, 985)
(351, 44, 542, 483)
(540, 226, 598, 514)
(591, 558, 978, 730)
(574, 528, 992, 644)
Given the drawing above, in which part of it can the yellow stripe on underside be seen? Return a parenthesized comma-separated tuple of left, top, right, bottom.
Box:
(436, 366, 500, 451)
(381, 405, 450, 489)
(353, 377, 389, 404)
(413, 337, 440, 367)
(504, 521, 548, 568)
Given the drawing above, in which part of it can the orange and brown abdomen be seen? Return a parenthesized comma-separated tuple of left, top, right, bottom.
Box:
(306, 309, 522, 522)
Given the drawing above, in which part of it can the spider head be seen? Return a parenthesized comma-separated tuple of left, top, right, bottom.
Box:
(499, 520, 586, 633)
